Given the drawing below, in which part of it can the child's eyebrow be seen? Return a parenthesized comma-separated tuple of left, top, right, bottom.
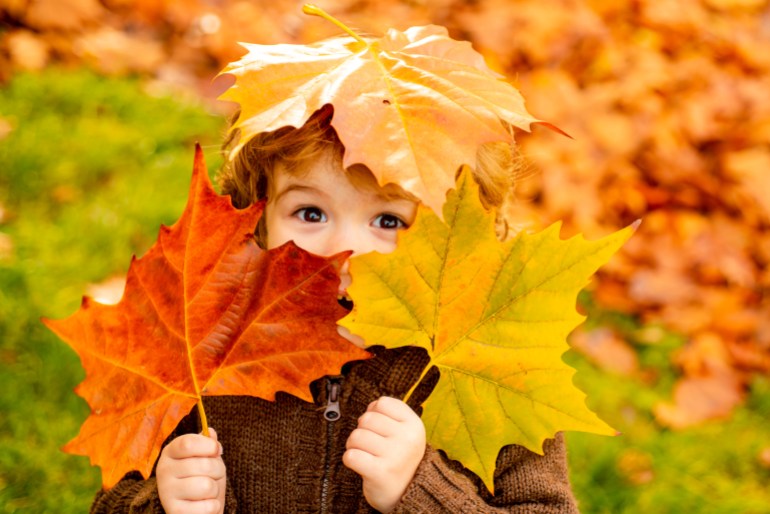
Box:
(272, 183, 327, 203)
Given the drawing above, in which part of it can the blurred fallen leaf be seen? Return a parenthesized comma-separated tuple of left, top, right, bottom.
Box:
(705, 0, 767, 9)
(727, 340, 770, 374)
(0, 118, 12, 141)
(654, 374, 745, 429)
(73, 27, 164, 75)
(51, 185, 80, 204)
(571, 327, 639, 376)
(759, 447, 770, 469)
(617, 448, 654, 485)
(24, 0, 104, 31)
(633, 325, 668, 346)
(723, 147, 770, 221)
(639, 0, 709, 31)
(0, 0, 28, 19)
(5, 30, 49, 71)
(629, 268, 699, 306)
(0, 232, 13, 261)
(674, 332, 734, 377)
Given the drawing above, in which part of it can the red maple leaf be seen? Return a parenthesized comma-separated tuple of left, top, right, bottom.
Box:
(43, 145, 370, 487)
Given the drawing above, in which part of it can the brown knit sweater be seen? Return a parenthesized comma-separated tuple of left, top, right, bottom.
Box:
(90, 346, 579, 513)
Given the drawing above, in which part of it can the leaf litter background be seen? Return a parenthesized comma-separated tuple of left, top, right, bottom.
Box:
(1, 0, 769, 512)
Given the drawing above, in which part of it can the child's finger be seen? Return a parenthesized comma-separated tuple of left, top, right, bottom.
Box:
(170, 499, 222, 514)
(174, 475, 222, 501)
(173, 456, 227, 480)
(342, 447, 379, 479)
(207, 427, 224, 455)
(356, 410, 399, 437)
(367, 396, 415, 421)
(165, 433, 221, 460)
(346, 427, 386, 456)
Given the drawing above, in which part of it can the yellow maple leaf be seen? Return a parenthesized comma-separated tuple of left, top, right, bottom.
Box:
(340, 168, 637, 491)
(219, 5, 543, 216)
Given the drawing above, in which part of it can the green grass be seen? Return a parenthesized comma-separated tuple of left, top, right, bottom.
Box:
(2, 68, 769, 513)
(567, 370, 770, 513)
(565, 307, 770, 514)
(0, 68, 224, 512)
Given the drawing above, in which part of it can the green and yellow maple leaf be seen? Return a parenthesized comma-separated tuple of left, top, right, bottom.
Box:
(219, 5, 546, 216)
(340, 168, 636, 491)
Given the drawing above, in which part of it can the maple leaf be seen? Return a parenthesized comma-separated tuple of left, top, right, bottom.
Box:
(219, 5, 546, 217)
(340, 168, 636, 491)
(43, 145, 369, 488)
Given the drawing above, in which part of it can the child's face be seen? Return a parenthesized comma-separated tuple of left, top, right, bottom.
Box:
(264, 150, 418, 294)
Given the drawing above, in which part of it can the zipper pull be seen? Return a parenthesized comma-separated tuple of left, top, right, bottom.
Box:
(323, 379, 341, 421)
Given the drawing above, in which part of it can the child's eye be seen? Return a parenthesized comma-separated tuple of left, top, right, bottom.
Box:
(372, 214, 408, 230)
(294, 207, 327, 223)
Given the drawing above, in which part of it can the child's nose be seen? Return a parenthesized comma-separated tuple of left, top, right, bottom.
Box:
(325, 224, 373, 257)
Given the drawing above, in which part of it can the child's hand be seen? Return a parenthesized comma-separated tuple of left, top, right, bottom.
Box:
(156, 428, 226, 514)
(343, 396, 426, 513)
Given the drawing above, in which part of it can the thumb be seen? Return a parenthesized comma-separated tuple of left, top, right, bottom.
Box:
(204, 427, 224, 456)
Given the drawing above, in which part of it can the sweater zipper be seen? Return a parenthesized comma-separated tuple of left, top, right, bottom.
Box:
(320, 377, 342, 514)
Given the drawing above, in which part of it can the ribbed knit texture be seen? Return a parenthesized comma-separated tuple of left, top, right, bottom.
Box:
(90, 346, 579, 513)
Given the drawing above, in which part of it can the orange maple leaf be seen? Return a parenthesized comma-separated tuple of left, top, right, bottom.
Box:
(43, 145, 369, 487)
(219, 5, 547, 216)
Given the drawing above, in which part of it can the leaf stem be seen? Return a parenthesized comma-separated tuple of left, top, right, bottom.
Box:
(197, 399, 210, 437)
(302, 4, 368, 45)
(402, 362, 434, 405)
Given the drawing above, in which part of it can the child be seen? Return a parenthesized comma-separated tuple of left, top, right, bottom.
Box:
(90, 103, 579, 513)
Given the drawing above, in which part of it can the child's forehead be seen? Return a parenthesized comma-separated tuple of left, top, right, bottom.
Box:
(273, 157, 417, 203)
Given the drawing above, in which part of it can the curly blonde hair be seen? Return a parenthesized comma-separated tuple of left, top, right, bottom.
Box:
(218, 105, 521, 243)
